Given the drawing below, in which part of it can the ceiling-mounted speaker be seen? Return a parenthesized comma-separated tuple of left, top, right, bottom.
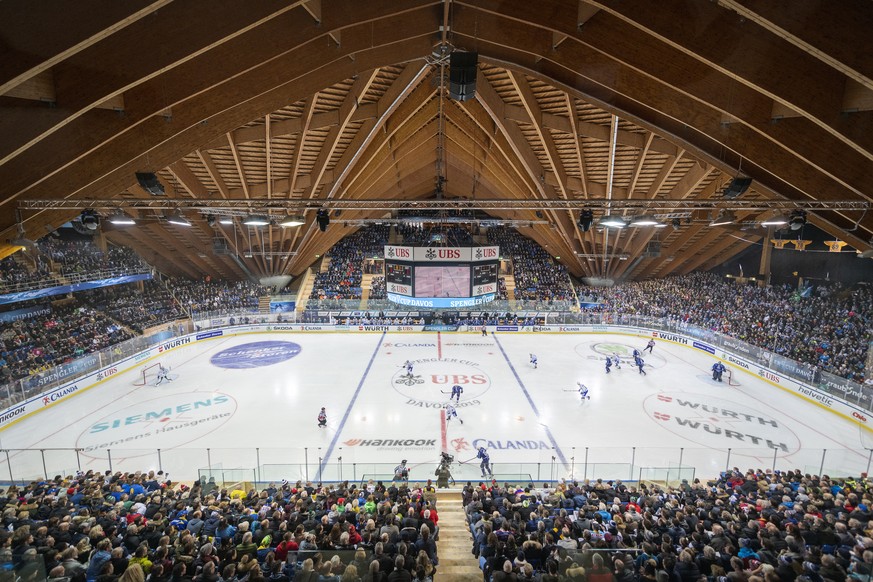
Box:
(213, 236, 229, 255)
(642, 241, 661, 258)
(449, 51, 478, 101)
(723, 177, 752, 199)
(136, 172, 165, 196)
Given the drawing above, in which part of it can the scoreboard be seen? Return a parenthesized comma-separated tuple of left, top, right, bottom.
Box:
(384, 245, 499, 308)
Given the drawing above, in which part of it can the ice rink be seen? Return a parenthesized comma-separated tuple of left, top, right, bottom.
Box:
(1, 330, 870, 485)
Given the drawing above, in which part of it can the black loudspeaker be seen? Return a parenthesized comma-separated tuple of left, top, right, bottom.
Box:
(449, 51, 478, 101)
(643, 242, 661, 258)
(135, 172, 165, 196)
(723, 177, 752, 199)
(212, 236, 229, 255)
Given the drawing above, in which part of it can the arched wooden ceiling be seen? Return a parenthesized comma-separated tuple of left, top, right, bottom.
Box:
(1, 0, 871, 280)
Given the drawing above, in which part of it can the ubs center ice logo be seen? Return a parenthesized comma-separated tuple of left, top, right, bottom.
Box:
(393, 358, 491, 406)
(210, 341, 301, 369)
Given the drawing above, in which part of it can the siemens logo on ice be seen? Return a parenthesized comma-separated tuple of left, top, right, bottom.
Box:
(89, 395, 230, 433)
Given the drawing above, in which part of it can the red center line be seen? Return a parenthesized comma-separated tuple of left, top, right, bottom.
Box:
(440, 407, 447, 452)
(437, 331, 442, 360)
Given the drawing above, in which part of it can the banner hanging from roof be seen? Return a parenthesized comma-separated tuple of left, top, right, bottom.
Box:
(0, 273, 152, 306)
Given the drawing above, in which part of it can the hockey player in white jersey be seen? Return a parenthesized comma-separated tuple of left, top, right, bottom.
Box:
(577, 382, 590, 403)
(445, 403, 463, 425)
(155, 364, 172, 386)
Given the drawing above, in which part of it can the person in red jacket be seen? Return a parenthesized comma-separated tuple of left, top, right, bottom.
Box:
(274, 532, 298, 562)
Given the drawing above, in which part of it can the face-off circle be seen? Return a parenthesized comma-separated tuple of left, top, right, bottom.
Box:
(643, 392, 801, 454)
(575, 341, 666, 369)
(392, 358, 491, 405)
(77, 392, 237, 458)
(210, 341, 302, 369)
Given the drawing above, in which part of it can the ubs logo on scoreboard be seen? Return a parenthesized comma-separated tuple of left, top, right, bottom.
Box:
(476, 247, 498, 259)
(424, 248, 462, 260)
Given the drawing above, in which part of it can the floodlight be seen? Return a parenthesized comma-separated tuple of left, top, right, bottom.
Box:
(167, 212, 191, 226)
(599, 215, 627, 228)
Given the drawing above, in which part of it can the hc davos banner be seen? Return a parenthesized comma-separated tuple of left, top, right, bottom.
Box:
(0, 273, 153, 305)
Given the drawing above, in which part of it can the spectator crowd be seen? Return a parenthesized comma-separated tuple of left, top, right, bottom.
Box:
(310, 227, 390, 302)
(465, 470, 872, 582)
(580, 273, 871, 383)
(39, 239, 149, 279)
(0, 301, 134, 384)
(1, 471, 442, 582)
(486, 228, 575, 304)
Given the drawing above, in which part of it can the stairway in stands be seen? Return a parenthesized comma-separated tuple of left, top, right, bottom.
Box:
(294, 268, 316, 312)
(359, 273, 375, 308)
(503, 274, 517, 301)
(435, 489, 481, 581)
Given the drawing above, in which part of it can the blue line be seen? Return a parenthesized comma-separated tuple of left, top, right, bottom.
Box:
(493, 335, 570, 470)
(317, 332, 385, 481)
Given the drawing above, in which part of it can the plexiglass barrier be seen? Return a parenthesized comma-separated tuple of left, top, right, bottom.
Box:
(1, 445, 870, 486)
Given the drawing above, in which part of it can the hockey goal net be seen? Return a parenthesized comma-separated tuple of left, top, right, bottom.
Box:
(133, 363, 164, 386)
(725, 368, 741, 387)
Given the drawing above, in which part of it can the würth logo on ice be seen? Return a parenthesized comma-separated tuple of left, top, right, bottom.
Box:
(644, 392, 799, 454)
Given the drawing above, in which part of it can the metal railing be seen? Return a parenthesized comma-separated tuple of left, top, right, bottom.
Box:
(1, 445, 869, 486)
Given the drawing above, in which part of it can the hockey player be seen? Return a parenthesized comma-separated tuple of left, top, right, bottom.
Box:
(394, 460, 409, 481)
(529, 353, 538, 369)
(450, 384, 463, 404)
(476, 446, 492, 478)
(481, 325, 487, 337)
(712, 361, 727, 382)
(155, 365, 171, 386)
(403, 360, 414, 377)
(645, 339, 656, 354)
(577, 382, 590, 403)
(445, 403, 463, 425)
(317, 407, 327, 428)
(634, 354, 647, 375)
(612, 353, 622, 370)
(605, 356, 612, 374)
(632, 347, 641, 358)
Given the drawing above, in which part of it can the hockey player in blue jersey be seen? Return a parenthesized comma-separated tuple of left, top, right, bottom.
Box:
(634, 354, 647, 375)
(712, 361, 726, 382)
(445, 403, 463, 425)
(476, 446, 492, 478)
(577, 382, 590, 403)
(632, 347, 641, 358)
(450, 384, 463, 404)
(403, 360, 414, 377)
(529, 353, 538, 369)
(605, 356, 612, 374)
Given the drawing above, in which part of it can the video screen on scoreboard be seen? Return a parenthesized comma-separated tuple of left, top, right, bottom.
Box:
(386, 263, 412, 286)
(414, 266, 470, 298)
(472, 263, 498, 286)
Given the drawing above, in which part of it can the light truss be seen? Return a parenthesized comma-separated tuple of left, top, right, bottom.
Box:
(19, 198, 873, 211)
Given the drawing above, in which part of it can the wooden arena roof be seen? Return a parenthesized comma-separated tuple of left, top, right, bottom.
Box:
(1, 1, 871, 281)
